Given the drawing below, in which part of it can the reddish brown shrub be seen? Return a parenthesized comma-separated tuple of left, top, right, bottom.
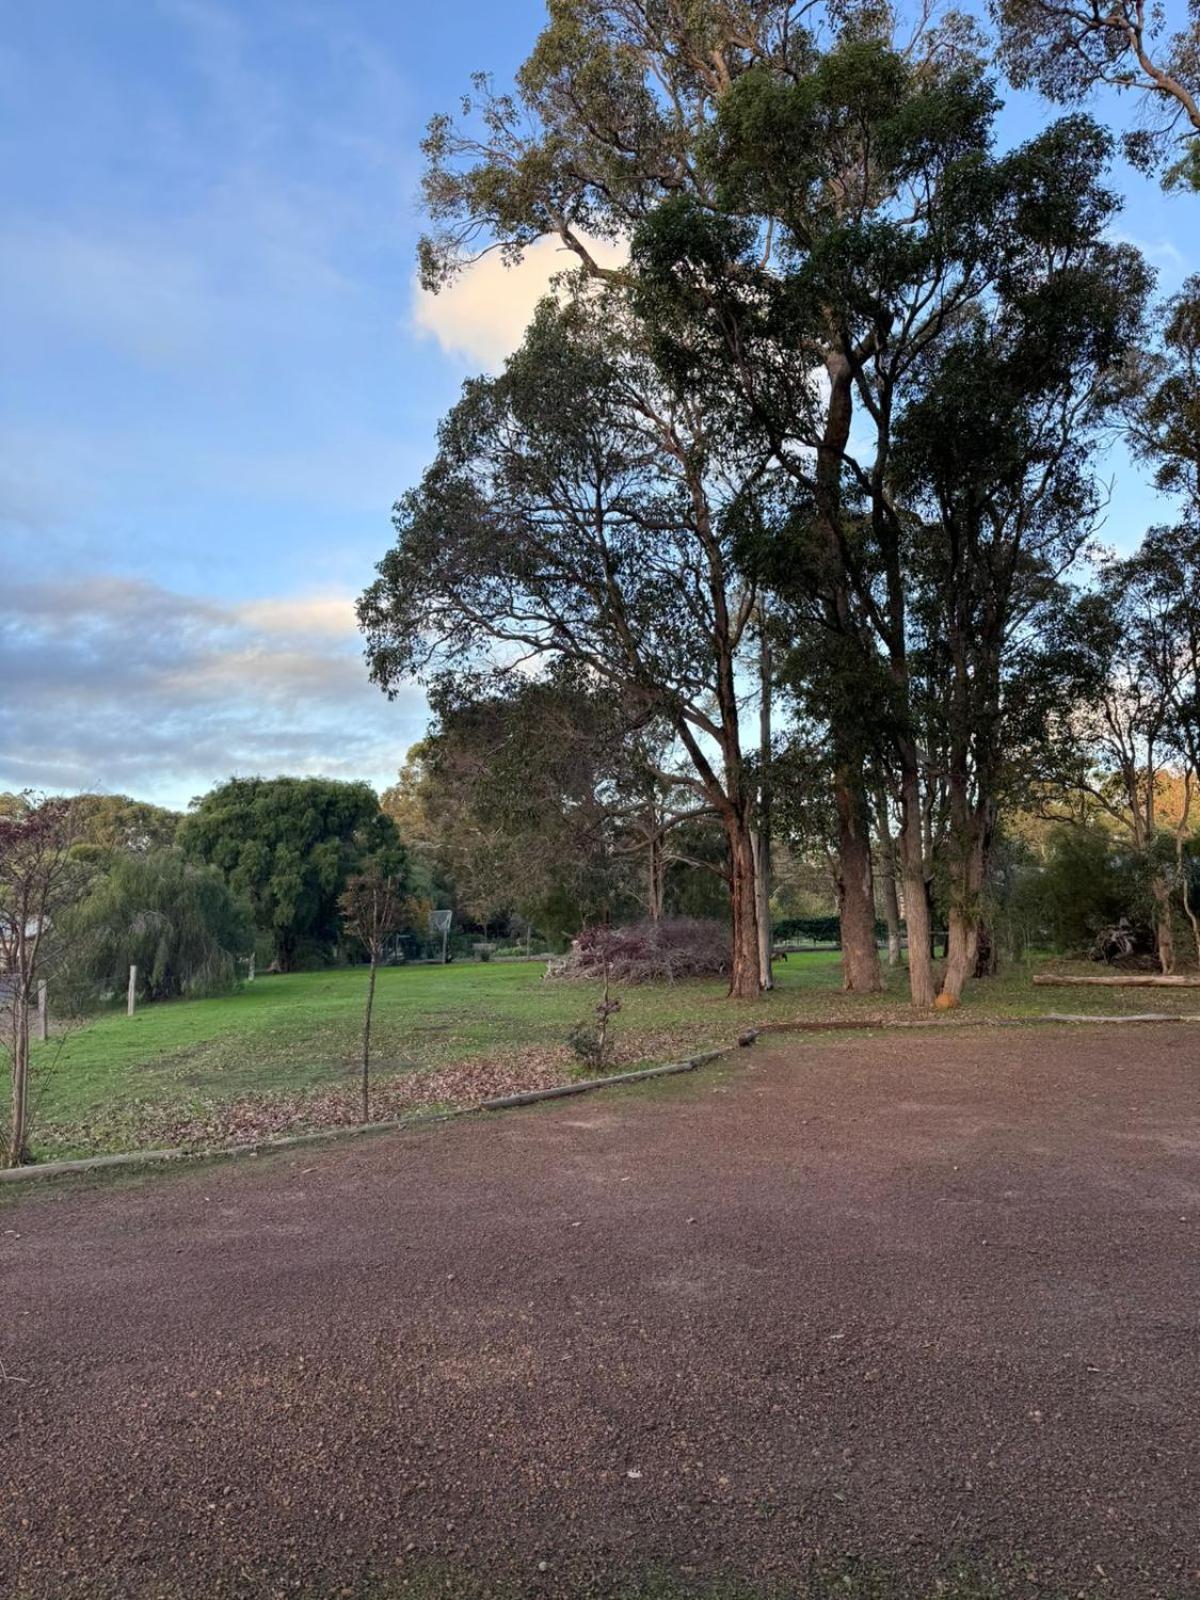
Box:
(553, 918, 730, 984)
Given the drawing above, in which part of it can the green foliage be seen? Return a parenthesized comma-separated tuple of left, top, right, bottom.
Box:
(995, 0, 1199, 190)
(61, 848, 254, 1006)
(1009, 826, 1155, 954)
(773, 915, 843, 945)
(179, 777, 404, 970)
(67, 793, 182, 863)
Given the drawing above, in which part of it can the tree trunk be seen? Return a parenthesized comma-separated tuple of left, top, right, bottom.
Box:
(7, 989, 30, 1168)
(726, 816, 762, 1000)
(647, 828, 665, 923)
(834, 768, 882, 993)
(752, 829, 773, 991)
(898, 768, 935, 1007)
(361, 957, 377, 1124)
(941, 906, 979, 1004)
(1152, 877, 1176, 975)
(973, 921, 998, 979)
(939, 791, 991, 1005)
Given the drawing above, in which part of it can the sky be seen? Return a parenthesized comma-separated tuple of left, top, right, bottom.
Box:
(1, 1, 1197, 810)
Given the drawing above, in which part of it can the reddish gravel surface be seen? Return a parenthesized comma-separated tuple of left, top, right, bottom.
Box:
(3, 1025, 1200, 1599)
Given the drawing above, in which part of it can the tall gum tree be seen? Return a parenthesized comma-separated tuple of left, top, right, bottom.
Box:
(411, 1, 1149, 1004)
(359, 300, 772, 997)
(994, 0, 1200, 189)
(631, 49, 1144, 1001)
(414, 2, 985, 996)
(892, 224, 1150, 998)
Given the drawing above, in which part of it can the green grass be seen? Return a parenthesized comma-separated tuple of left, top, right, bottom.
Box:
(21, 949, 1198, 1162)
(254, 1553, 1073, 1600)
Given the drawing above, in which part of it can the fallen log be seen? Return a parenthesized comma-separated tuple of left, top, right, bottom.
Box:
(1033, 973, 1200, 988)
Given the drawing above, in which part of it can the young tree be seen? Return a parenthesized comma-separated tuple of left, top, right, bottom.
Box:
(339, 868, 407, 1123)
(360, 300, 771, 996)
(0, 796, 84, 1167)
(179, 777, 404, 971)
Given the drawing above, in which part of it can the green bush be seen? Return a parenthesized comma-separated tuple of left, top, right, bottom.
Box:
(1008, 825, 1155, 955)
(61, 849, 254, 1007)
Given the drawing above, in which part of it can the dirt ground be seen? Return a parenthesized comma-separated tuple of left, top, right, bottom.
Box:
(3, 1024, 1200, 1599)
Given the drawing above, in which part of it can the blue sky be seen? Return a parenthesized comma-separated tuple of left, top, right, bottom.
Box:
(1, 1, 1196, 809)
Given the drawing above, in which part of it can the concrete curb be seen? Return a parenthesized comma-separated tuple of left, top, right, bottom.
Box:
(0, 1051, 729, 1186)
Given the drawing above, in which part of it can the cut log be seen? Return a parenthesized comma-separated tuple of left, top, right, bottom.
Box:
(1033, 973, 1200, 988)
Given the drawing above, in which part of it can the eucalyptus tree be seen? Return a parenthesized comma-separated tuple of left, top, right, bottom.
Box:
(993, 0, 1200, 190)
(1082, 525, 1200, 970)
(892, 233, 1149, 998)
(360, 299, 774, 996)
(633, 47, 1143, 1000)
(1128, 275, 1200, 512)
(407, 0, 1147, 1004)
(417, 665, 707, 933)
(415, 1, 989, 997)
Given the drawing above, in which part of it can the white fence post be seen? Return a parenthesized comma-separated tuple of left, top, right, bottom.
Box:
(127, 965, 137, 1017)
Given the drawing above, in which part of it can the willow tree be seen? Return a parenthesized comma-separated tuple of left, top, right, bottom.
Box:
(360, 300, 773, 996)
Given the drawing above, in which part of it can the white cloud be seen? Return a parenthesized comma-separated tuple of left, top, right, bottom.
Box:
(411, 233, 628, 370)
(232, 594, 360, 641)
(0, 577, 424, 807)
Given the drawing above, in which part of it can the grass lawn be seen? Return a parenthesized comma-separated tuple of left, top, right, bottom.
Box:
(22, 949, 1199, 1161)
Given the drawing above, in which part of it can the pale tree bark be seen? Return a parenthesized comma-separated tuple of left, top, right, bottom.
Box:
(898, 764, 936, 1007)
(727, 811, 762, 1000)
(1152, 878, 1177, 975)
(873, 787, 903, 967)
(646, 829, 665, 923)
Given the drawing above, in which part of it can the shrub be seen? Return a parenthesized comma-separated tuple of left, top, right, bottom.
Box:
(552, 917, 729, 983)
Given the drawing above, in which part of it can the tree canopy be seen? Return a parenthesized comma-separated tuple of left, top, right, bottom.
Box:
(178, 777, 406, 970)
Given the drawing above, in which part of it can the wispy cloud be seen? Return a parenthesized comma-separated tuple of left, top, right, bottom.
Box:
(0, 577, 422, 807)
(1110, 228, 1191, 285)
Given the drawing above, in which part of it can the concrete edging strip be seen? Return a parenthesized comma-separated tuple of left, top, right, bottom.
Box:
(0, 1052, 728, 1185)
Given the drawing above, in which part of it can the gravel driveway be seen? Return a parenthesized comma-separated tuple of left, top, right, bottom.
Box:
(3, 1025, 1199, 1598)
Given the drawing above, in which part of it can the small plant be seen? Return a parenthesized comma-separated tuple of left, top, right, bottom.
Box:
(567, 931, 621, 1072)
(474, 941, 495, 962)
